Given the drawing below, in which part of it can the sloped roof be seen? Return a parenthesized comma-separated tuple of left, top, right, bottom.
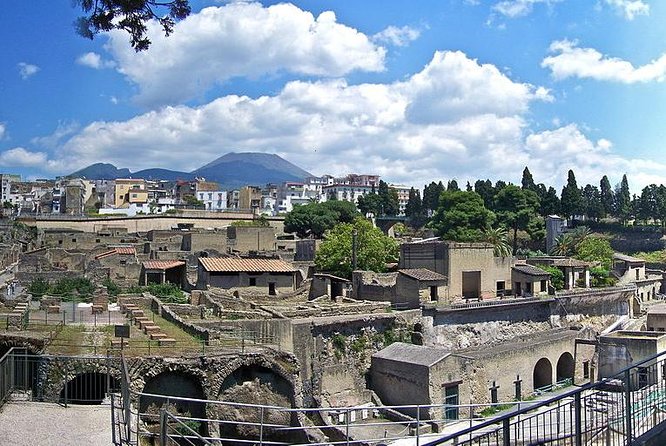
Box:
(199, 257, 297, 273)
(551, 258, 589, 268)
(372, 342, 450, 367)
(143, 260, 185, 270)
(613, 253, 645, 263)
(115, 246, 136, 255)
(512, 264, 551, 277)
(399, 268, 447, 282)
(95, 246, 136, 260)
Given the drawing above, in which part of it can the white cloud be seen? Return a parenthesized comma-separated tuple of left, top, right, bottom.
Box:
(604, 0, 649, 20)
(43, 50, 557, 187)
(524, 124, 666, 190)
(76, 52, 115, 69)
(104, 2, 386, 106)
(492, 0, 562, 18)
(0, 123, 5, 140)
(542, 39, 666, 83)
(30, 122, 81, 150)
(17, 63, 39, 80)
(0, 148, 47, 167)
(373, 25, 420, 47)
(13, 48, 656, 192)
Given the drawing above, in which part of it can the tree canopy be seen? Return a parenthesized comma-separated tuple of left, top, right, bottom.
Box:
(74, 0, 191, 51)
(315, 218, 398, 278)
(430, 190, 494, 242)
(284, 200, 359, 238)
(493, 184, 541, 255)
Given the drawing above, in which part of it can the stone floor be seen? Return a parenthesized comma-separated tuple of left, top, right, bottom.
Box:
(0, 401, 113, 445)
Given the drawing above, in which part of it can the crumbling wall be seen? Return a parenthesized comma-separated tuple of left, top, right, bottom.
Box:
(351, 271, 397, 302)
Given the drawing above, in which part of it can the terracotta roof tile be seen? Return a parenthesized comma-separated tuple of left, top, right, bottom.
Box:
(199, 257, 297, 273)
(143, 260, 185, 270)
(115, 246, 136, 255)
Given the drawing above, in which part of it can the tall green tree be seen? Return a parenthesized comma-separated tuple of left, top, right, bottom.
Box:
(474, 179, 495, 209)
(430, 190, 495, 242)
(357, 193, 382, 216)
(599, 175, 614, 219)
(560, 170, 583, 220)
(405, 187, 426, 228)
(582, 184, 603, 221)
(447, 179, 460, 192)
(74, 0, 191, 51)
(521, 167, 536, 191)
(615, 174, 632, 224)
(637, 185, 659, 224)
(493, 185, 541, 255)
(540, 186, 560, 216)
(423, 181, 445, 215)
(315, 218, 399, 278)
(377, 180, 400, 216)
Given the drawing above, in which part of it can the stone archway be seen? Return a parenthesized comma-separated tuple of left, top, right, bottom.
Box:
(60, 372, 118, 405)
(533, 358, 553, 391)
(556, 352, 575, 382)
(140, 371, 207, 436)
(217, 364, 297, 445)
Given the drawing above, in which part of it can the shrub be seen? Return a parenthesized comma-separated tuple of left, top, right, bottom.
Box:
(28, 278, 50, 297)
(146, 283, 187, 304)
(542, 266, 564, 290)
(589, 267, 617, 288)
(102, 278, 121, 296)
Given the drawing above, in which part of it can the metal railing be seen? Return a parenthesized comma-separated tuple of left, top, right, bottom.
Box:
(424, 349, 666, 446)
(109, 347, 666, 446)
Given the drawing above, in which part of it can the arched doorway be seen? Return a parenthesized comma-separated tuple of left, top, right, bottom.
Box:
(218, 365, 298, 445)
(556, 352, 575, 382)
(533, 358, 553, 391)
(60, 372, 118, 405)
(140, 371, 207, 436)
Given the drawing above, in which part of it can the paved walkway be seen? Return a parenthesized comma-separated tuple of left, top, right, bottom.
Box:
(0, 401, 113, 445)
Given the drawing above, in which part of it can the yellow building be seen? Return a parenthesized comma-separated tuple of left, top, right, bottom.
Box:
(114, 179, 148, 208)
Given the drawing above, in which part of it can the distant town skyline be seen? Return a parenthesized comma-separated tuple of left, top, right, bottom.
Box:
(2, 0, 666, 192)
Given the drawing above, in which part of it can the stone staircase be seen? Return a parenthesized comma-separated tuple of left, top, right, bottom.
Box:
(116, 301, 176, 347)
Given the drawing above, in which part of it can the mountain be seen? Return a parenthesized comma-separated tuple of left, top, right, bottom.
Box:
(191, 152, 312, 189)
(68, 152, 313, 189)
(133, 168, 193, 181)
(69, 163, 131, 180)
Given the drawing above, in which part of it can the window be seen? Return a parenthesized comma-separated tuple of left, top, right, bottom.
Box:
(58, 240, 62, 245)
(249, 278, 257, 286)
(96, 239, 100, 243)
(636, 269, 640, 280)
(583, 361, 590, 379)
(72, 238, 76, 243)
(540, 280, 547, 291)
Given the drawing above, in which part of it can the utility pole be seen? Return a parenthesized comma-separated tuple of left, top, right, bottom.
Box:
(352, 228, 358, 271)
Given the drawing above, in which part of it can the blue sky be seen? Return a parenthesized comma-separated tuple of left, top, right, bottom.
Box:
(1, 0, 665, 192)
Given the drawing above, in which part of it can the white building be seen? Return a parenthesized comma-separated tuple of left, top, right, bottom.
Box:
(390, 184, 410, 216)
(195, 180, 227, 211)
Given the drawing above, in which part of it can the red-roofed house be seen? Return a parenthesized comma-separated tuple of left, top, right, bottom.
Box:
(140, 260, 187, 287)
(197, 257, 300, 294)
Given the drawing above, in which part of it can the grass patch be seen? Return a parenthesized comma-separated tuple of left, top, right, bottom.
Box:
(479, 403, 514, 417)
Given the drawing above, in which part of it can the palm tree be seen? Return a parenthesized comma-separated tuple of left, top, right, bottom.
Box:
(483, 227, 512, 257)
(570, 226, 591, 247)
(552, 233, 576, 256)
